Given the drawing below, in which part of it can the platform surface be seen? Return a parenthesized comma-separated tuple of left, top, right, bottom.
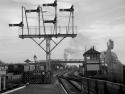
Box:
(9, 84, 60, 94)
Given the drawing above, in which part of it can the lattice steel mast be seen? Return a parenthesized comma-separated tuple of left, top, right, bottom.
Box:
(9, 0, 77, 73)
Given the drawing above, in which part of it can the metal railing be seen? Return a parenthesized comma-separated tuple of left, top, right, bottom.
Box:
(58, 75, 125, 94)
(51, 59, 84, 64)
(18, 26, 77, 35)
(51, 59, 84, 61)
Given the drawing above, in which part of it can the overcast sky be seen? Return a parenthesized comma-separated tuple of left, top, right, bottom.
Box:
(0, 0, 125, 64)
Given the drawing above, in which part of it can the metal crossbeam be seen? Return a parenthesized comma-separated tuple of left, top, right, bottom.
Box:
(39, 38, 45, 45)
(31, 38, 46, 53)
(9, 21, 23, 27)
(43, 18, 56, 24)
(51, 39, 57, 45)
(31, 37, 67, 53)
(19, 34, 77, 38)
(43, 0, 57, 7)
(60, 5, 74, 12)
(50, 37, 65, 52)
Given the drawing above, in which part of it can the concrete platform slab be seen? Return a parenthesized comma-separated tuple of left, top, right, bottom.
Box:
(9, 84, 60, 94)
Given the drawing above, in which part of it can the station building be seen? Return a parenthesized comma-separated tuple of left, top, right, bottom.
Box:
(83, 46, 101, 76)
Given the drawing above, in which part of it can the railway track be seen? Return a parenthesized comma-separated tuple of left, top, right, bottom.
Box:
(57, 71, 125, 94)
(57, 76, 81, 94)
(56, 70, 81, 94)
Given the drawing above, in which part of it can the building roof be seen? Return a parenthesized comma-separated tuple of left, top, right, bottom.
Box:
(83, 47, 100, 56)
(24, 59, 31, 63)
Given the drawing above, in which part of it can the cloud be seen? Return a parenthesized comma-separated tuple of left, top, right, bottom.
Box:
(64, 32, 92, 59)
(77, 21, 125, 64)
(69, 33, 91, 50)
(0, 0, 125, 64)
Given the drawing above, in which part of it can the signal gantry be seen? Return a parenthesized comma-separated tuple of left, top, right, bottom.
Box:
(9, 0, 77, 79)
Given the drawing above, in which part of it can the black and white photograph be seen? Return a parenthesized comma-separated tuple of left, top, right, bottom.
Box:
(0, 0, 125, 94)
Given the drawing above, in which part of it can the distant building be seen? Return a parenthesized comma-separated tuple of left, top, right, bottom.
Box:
(24, 59, 65, 72)
(24, 60, 46, 72)
(0, 64, 7, 91)
(83, 46, 101, 76)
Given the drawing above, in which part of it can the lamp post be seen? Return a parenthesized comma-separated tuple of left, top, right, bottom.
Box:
(34, 55, 37, 70)
(34, 55, 37, 63)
